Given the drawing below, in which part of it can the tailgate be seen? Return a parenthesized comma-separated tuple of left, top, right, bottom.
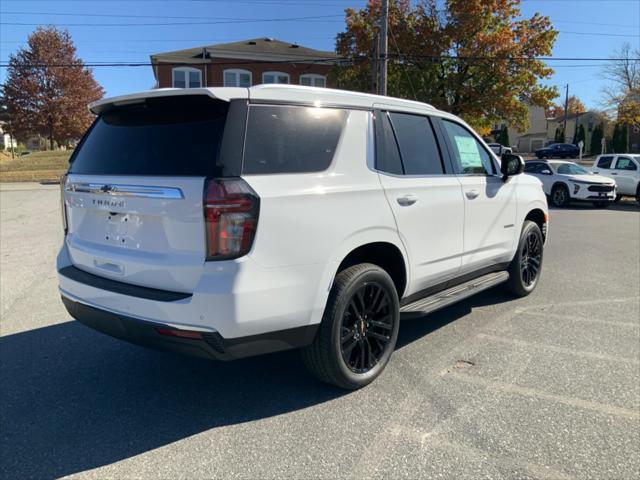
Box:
(64, 175, 205, 293)
(62, 92, 246, 293)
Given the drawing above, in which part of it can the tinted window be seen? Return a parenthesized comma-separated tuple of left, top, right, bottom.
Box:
(524, 162, 545, 173)
(375, 111, 403, 175)
(597, 156, 613, 169)
(243, 105, 347, 174)
(615, 157, 638, 171)
(388, 113, 443, 175)
(69, 96, 229, 176)
(441, 120, 494, 175)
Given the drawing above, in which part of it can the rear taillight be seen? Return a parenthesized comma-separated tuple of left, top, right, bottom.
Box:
(203, 178, 259, 260)
(60, 174, 68, 235)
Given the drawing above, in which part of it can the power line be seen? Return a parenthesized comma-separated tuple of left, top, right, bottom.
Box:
(1, 54, 636, 69)
(0, 11, 345, 21)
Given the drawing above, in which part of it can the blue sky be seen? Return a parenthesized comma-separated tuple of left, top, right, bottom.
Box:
(1, 0, 639, 109)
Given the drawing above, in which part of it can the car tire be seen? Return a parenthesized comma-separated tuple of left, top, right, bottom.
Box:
(636, 185, 640, 205)
(551, 184, 570, 208)
(506, 221, 544, 297)
(614, 195, 622, 203)
(593, 201, 610, 209)
(301, 263, 400, 390)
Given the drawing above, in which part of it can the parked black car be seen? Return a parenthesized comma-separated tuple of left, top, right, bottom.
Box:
(535, 143, 579, 159)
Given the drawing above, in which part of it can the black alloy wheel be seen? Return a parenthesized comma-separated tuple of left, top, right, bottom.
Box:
(340, 282, 393, 374)
(520, 229, 542, 287)
(551, 184, 570, 207)
(302, 263, 400, 390)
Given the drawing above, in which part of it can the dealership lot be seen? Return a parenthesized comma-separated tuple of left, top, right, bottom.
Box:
(1, 183, 638, 479)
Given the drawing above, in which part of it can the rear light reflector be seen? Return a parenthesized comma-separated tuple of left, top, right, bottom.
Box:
(203, 178, 259, 260)
(156, 327, 203, 339)
(60, 174, 68, 235)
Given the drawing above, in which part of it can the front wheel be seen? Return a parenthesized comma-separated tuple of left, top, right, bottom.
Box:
(551, 184, 570, 207)
(302, 263, 400, 390)
(506, 221, 544, 297)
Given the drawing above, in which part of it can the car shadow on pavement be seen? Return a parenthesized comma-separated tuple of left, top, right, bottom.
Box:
(0, 288, 513, 479)
(0, 321, 345, 479)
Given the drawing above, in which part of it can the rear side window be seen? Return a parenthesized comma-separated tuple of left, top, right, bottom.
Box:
(615, 157, 638, 171)
(375, 111, 403, 175)
(597, 156, 613, 169)
(441, 120, 495, 175)
(388, 113, 443, 175)
(69, 95, 230, 176)
(242, 105, 347, 174)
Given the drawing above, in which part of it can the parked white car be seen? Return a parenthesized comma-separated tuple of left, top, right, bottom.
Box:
(524, 159, 616, 208)
(487, 143, 512, 157)
(58, 85, 548, 389)
(591, 154, 640, 203)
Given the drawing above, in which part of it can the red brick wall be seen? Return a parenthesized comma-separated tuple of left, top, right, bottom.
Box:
(156, 58, 333, 88)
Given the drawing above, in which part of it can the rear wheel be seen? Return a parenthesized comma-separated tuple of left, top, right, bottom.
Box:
(506, 221, 544, 297)
(551, 184, 570, 207)
(302, 263, 399, 390)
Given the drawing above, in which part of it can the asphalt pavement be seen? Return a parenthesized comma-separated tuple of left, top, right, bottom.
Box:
(1, 182, 638, 480)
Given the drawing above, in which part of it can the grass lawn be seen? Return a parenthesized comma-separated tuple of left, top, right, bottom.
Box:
(0, 150, 72, 183)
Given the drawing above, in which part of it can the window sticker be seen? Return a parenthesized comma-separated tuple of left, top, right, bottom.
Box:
(454, 135, 482, 168)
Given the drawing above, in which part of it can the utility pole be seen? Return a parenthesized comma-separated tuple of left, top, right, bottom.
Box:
(371, 33, 379, 94)
(378, 0, 389, 96)
(562, 83, 569, 138)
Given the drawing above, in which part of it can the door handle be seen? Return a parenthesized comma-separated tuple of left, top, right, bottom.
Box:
(611, 172, 618, 175)
(465, 190, 480, 200)
(397, 195, 417, 206)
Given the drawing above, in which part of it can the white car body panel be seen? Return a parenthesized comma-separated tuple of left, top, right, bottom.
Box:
(525, 160, 616, 202)
(58, 85, 548, 351)
(591, 154, 640, 196)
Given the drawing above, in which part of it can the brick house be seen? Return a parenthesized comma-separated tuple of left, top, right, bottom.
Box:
(150, 37, 339, 90)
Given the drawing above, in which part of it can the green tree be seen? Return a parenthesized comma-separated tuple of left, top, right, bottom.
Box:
(4, 26, 103, 150)
(612, 123, 629, 152)
(575, 124, 586, 147)
(554, 126, 565, 143)
(497, 126, 510, 147)
(590, 123, 604, 154)
(334, 0, 559, 133)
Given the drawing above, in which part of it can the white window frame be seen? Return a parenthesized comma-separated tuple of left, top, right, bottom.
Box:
(262, 71, 290, 84)
(172, 67, 202, 88)
(299, 74, 326, 88)
(223, 69, 252, 88)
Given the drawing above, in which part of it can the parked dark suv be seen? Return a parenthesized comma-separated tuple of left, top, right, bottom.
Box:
(535, 143, 579, 159)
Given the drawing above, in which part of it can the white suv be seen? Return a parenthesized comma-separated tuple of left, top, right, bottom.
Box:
(58, 86, 548, 389)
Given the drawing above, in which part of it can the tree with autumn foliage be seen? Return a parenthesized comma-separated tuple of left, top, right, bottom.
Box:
(333, 0, 558, 133)
(546, 95, 586, 119)
(4, 27, 103, 150)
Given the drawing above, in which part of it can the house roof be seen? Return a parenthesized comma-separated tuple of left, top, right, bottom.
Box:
(151, 37, 339, 64)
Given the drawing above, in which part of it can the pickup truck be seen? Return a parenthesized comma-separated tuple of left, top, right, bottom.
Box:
(591, 154, 640, 202)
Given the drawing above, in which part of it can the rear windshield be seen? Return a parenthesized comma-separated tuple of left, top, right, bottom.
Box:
(69, 95, 229, 176)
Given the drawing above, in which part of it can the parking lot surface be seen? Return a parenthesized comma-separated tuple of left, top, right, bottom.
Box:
(1, 183, 639, 479)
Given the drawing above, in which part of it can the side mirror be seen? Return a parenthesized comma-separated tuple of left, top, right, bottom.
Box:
(541, 169, 552, 175)
(501, 153, 525, 180)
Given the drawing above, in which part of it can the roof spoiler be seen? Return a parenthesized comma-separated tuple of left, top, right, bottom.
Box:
(88, 87, 248, 115)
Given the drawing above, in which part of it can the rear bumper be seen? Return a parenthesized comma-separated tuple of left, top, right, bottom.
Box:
(61, 295, 318, 361)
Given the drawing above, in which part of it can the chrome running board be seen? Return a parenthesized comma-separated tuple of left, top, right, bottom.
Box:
(400, 271, 509, 315)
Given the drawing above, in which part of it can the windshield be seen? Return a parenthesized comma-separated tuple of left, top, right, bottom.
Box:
(550, 162, 589, 175)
